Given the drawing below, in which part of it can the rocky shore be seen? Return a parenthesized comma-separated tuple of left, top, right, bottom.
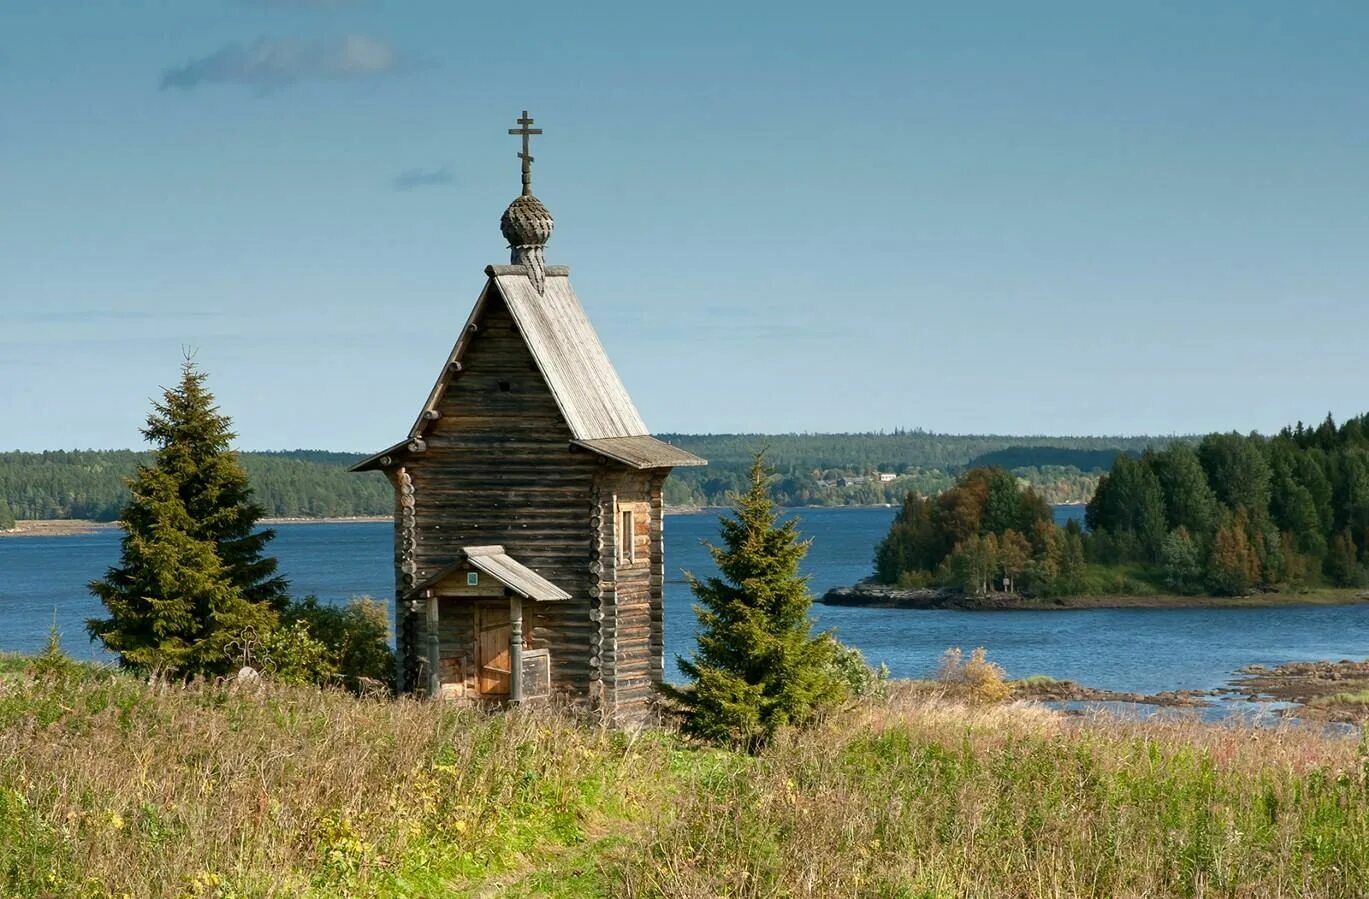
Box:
(822, 583, 1027, 609)
(1230, 658, 1369, 722)
(1014, 678, 1216, 709)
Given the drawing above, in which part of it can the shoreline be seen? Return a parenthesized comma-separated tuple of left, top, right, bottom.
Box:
(0, 516, 392, 538)
(822, 583, 1369, 611)
(0, 506, 767, 538)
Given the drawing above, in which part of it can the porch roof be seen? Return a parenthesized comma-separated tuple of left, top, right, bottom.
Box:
(408, 545, 571, 602)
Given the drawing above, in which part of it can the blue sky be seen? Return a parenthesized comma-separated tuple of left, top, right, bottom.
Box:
(2, 1, 1366, 452)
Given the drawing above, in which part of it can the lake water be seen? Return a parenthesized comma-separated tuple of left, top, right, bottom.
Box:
(2, 506, 1367, 699)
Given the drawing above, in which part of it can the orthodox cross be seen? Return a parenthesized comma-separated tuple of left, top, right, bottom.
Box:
(509, 110, 542, 196)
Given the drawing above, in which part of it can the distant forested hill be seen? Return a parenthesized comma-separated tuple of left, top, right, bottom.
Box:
(0, 450, 391, 521)
(660, 431, 1170, 507)
(0, 432, 1172, 521)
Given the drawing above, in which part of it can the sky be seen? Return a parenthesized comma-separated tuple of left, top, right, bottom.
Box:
(2, 1, 1367, 452)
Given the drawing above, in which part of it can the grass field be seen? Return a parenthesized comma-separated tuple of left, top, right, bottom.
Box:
(2, 655, 1368, 898)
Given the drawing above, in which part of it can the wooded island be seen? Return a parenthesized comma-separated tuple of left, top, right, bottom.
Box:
(869, 413, 1369, 600)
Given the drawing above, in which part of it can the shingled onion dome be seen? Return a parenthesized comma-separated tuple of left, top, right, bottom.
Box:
(500, 192, 554, 294)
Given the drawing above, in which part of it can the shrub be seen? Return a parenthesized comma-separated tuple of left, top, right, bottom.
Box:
(27, 623, 77, 682)
(282, 596, 394, 692)
(827, 639, 889, 698)
(936, 646, 1012, 703)
(258, 620, 336, 687)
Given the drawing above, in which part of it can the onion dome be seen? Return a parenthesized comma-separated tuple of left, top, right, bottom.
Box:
(500, 193, 555, 252)
(503, 111, 553, 293)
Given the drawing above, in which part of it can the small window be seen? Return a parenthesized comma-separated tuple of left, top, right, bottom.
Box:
(619, 509, 635, 564)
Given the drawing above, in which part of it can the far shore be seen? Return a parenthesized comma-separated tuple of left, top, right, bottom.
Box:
(823, 583, 1369, 611)
(0, 516, 389, 539)
(1, 508, 730, 539)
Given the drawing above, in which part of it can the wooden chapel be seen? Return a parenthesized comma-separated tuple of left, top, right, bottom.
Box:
(352, 112, 705, 722)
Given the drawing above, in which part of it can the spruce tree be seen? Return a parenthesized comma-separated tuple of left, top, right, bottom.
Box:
(0, 498, 14, 531)
(662, 455, 844, 749)
(140, 362, 288, 609)
(88, 359, 285, 676)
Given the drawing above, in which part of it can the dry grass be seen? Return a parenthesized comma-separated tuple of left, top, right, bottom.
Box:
(2, 657, 1368, 898)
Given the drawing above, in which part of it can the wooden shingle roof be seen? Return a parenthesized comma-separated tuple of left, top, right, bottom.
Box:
(485, 265, 647, 440)
(351, 263, 707, 473)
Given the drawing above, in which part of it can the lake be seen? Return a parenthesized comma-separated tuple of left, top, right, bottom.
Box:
(2, 506, 1367, 699)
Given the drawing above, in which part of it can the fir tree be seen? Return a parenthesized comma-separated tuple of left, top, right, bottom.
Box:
(0, 498, 14, 531)
(88, 359, 285, 676)
(139, 361, 288, 608)
(662, 455, 845, 749)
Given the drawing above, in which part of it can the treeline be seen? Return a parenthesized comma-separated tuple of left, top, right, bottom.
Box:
(2, 431, 1161, 522)
(873, 413, 1369, 598)
(660, 431, 1158, 508)
(1085, 414, 1369, 594)
(0, 450, 390, 521)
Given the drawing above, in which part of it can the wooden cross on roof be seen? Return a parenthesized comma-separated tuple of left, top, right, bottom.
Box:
(509, 110, 542, 197)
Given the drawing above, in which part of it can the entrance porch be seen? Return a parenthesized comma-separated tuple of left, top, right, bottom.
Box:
(407, 545, 568, 702)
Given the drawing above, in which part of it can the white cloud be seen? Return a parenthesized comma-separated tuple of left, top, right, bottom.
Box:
(161, 35, 403, 91)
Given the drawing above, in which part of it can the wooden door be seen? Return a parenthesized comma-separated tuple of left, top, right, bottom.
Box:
(476, 603, 512, 697)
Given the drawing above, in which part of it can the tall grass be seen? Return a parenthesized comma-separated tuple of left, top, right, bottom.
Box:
(2, 656, 1368, 897)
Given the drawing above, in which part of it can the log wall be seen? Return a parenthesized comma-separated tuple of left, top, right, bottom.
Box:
(403, 291, 600, 702)
(597, 468, 667, 722)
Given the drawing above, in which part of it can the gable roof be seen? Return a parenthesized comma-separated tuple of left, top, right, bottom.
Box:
(352, 263, 707, 473)
(406, 545, 571, 601)
(415, 265, 646, 442)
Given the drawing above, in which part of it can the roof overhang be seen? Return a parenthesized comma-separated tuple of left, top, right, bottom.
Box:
(407, 545, 571, 602)
(349, 437, 426, 473)
(571, 435, 706, 469)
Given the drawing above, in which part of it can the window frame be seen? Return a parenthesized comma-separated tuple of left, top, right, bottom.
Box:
(619, 508, 635, 565)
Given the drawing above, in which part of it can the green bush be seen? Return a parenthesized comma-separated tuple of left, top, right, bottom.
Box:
(258, 620, 336, 687)
(27, 624, 78, 682)
(282, 596, 394, 693)
(827, 640, 889, 698)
